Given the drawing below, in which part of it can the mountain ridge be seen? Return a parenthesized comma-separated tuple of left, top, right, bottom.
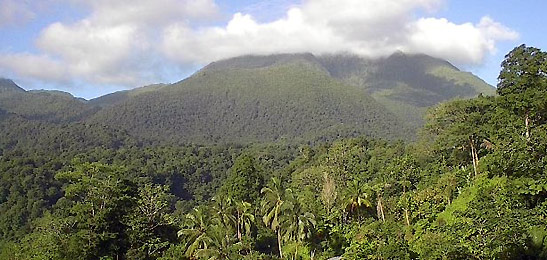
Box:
(1, 51, 495, 143)
(89, 60, 410, 143)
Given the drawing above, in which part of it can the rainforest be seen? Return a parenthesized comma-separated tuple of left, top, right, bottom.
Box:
(0, 44, 546, 260)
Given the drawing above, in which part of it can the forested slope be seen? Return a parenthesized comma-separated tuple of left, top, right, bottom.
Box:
(318, 52, 495, 129)
(90, 59, 409, 143)
(0, 84, 98, 123)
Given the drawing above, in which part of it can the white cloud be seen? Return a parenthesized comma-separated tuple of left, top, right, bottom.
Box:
(404, 16, 518, 65)
(73, 0, 219, 26)
(0, 0, 219, 88)
(37, 21, 146, 84)
(0, 0, 35, 27)
(163, 0, 518, 67)
(477, 16, 520, 53)
(0, 53, 66, 81)
(0, 0, 518, 91)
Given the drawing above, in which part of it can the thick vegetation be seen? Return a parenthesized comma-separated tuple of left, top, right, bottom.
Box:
(89, 52, 492, 143)
(318, 52, 495, 129)
(0, 46, 544, 259)
(90, 59, 409, 143)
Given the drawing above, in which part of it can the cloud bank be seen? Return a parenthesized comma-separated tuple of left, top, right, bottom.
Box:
(0, 0, 518, 91)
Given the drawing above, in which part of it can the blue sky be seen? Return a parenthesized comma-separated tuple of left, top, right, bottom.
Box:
(0, 0, 543, 99)
(436, 0, 546, 90)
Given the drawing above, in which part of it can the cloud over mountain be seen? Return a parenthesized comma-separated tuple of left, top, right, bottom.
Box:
(0, 0, 518, 92)
(163, 0, 517, 65)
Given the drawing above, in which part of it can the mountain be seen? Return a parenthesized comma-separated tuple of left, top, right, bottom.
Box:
(0, 51, 495, 144)
(0, 78, 25, 93)
(89, 52, 493, 143)
(318, 52, 495, 128)
(0, 82, 99, 123)
(90, 55, 409, 143)
(88, 83, 168, 107)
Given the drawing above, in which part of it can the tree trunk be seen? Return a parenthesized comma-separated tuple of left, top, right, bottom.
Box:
(474, 146, 479, 171)
(525, 111, 530, 141)
(470, 138, 479, 177)
(404, 208, 410, 226)
(474, 145, 480, 173)
(237, 212, 242, 241)
(277, 230, 283, 259)
(377, 196, 385, 223)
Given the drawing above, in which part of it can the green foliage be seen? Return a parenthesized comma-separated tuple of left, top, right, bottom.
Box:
(320, 52, 495, 130)
(0, 89, 99, 123)
(1, 45, 546, 259)
(344, 220, 413, 260)
(498, 44, 547, 96)
(124, 184, 176, 259)
(90, 59, 411, 144)
(221, 154, 265, 202)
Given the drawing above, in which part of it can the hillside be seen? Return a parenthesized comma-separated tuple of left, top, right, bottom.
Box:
(90, 57, 409, 143)
(0, 52, 494, 144)
(0, 78, 25, 93)
(88, 83, 168, 107)
(318, 52, 495, 128)
(0, 86, 99, 123)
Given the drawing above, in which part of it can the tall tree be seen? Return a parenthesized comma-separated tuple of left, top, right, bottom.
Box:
(497, 44, 547, 140)
(54, 162, 137, 259)
(234, 201, 255, 242)
(222, 154, 265, 203)
(281, 190, 316, 260)
(342, 180, 372, 221)
(424, 97, 494, 177)
(261, 178, 286, 258)
(124, 184, 176, 259)
(177, 206, 214, 259)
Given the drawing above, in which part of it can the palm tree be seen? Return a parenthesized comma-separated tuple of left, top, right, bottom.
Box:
(194, 224, 234, 260)
(210, 194, 236, 235)
(343, 180, 373, 221)
(261, 177, 286, 258)
(282, 190, 316, 260)
(177, 206, 213, 259)
(179, 202, 239, 260)
(234, 201, 255, 242)
(262, 179, 316, 259)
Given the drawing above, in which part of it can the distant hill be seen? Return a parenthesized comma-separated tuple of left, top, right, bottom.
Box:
(0, 51, 495, 144)
(201, 53, 326, 73)
(0, 82, 99, 123)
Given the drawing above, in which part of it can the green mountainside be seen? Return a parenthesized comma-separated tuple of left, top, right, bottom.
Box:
(90, 58, 408, 143)
(88, 83, 168, 107)
(318, 52, 495, 128)
(1, 52, 494, 144)
(0, 87, 99, 123)
(89, 52, 493, 143)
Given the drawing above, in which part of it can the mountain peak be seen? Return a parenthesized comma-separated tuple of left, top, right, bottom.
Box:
(0, 78, 25, 93)
(200, 53, 324, 73)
